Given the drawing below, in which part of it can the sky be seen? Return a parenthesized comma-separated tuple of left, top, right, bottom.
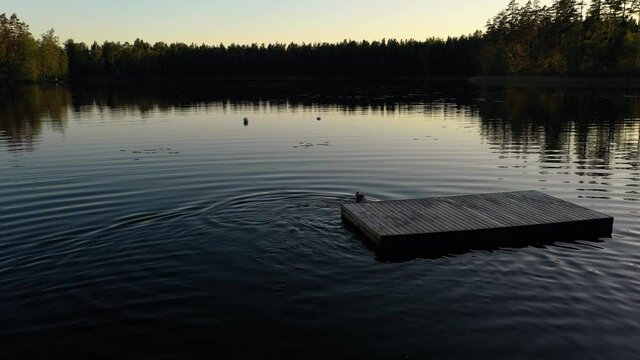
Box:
(3, 0, 557, 45)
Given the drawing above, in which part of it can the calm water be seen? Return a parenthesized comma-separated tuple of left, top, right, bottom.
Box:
(1, 81, 639, 359)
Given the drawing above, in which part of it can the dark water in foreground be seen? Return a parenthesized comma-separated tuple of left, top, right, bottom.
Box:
(0, 81, 639, 359)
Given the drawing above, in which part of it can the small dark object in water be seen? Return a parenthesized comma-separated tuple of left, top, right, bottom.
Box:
(355, 192, 368, 203)
(243, 117, 249, 126)
(317, 117, 322, 121)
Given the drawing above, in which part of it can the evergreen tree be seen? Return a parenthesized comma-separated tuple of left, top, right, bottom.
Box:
(0, 13, 38, 81)
(38, 29, 68, 81)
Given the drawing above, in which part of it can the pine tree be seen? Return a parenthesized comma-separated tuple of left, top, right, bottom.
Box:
(0, 13, 38, 81)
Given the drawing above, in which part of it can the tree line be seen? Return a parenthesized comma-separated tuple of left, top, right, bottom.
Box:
(483, 0, 640, 75)
(3, 1, 640, 81)
(0, 13, 67, 82)
(63, 36, 482, 79)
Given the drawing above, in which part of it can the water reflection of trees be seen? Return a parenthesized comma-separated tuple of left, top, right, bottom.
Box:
(2, 82, 639, 169)
(478, 88, 640, 170)
(2, 80, 479, 152)
(67, 80, 478, 116)
(0, 85, 70, 152)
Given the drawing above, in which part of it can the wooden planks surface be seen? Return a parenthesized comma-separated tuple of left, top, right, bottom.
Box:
(341, 191, 614, 250)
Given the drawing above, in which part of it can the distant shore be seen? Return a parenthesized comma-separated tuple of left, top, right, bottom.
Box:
(470, 76, 640, 88)
(9, 75, 640, 89)
(62, 76, 470, 83)
(71, 76, 640, 89)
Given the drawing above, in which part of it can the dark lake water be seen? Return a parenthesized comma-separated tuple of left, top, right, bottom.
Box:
(1, 81, 639, 359)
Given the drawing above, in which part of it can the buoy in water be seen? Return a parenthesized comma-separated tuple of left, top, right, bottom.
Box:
(243, 117, 249, 126)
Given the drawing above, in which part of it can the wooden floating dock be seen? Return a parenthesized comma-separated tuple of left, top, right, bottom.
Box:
(341, 191, 614, 250)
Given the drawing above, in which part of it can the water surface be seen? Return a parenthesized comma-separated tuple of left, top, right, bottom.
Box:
(1, 81, 638, 359)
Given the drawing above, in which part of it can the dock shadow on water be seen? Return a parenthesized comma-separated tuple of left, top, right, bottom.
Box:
(344, 220, 609, 263)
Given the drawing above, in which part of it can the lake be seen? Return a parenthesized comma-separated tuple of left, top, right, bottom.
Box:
(1, 80, 638, 359)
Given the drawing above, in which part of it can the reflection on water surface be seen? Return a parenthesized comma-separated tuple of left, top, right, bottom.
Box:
(0, 81, 638, 359)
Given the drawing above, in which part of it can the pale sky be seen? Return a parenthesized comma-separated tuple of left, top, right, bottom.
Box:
(3, 0, 557, 45)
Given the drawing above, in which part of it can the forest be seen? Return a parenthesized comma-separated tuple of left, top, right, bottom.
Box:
(0, 14, 67, 82)
(2, 1, 640, 81)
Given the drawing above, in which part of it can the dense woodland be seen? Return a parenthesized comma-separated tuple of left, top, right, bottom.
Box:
(483, 0, 640, 75)
(3, 1, 640, 81)
(0, 14, 67, 82)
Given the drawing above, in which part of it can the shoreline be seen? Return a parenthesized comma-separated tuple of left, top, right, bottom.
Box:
(470, 76, 640, 88)
(7, 75, 640, 88)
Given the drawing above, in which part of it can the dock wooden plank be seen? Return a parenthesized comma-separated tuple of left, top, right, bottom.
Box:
(452, 196, 523, 227)
(341, 191, 614, 250)
(473, 194, 558, 225)
(438, 197, 511, 228)
(383, 201, 447, 233)
(509, 192, 600, 222)
(381, 202, 427, 233)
